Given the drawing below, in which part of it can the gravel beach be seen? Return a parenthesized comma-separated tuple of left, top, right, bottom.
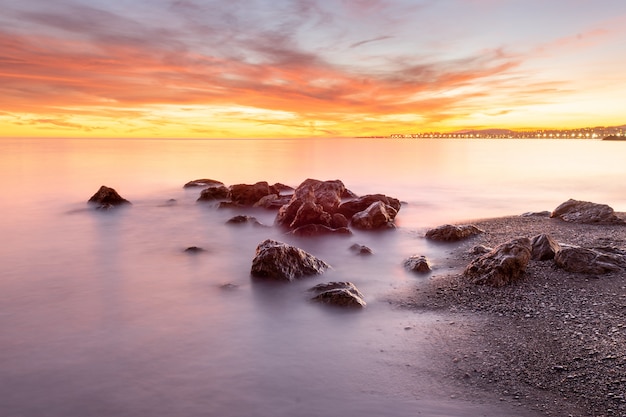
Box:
(400, 214, 626, 417)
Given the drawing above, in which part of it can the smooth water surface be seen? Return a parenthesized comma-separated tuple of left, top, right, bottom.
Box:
(2, 137, 625, 417)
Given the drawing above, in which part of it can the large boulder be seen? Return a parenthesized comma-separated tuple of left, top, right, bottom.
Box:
(554, 246, 626, 274)
(463, 237, 532, 287)
(87, 185, 131, 208)
(338, 194, 401, 219)
(550, 199, 624, 224)
(425, 224, 483, 242)
(250, 239, 329, 281)
(530, 233, 561, 261)
(309, 282, 366, 308)
(351, 201, 398, 230)
(275, 179, 346, 228)
(228, 181, 272, 206)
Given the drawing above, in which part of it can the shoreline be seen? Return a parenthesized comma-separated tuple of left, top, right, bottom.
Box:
(396, 214, 626, 417)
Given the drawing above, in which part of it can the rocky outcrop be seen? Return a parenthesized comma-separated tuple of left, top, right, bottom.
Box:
(184, 179, 224, 188)
(554, 246, 626, 274)
(309, 281, 366, 308)
(87, 185, 131, 209)
(275, 179, 345, 228)
(550, 199, 624, 224)
(228, 181, 273, 206)
(425, 224, 484, 242)
(197, 185, 229, 201)
(250, 239, 329, 281)
(464, 237, 532, 287)
(351, 201, 398, 230)
(530, 233, 561, 261)
(403, 255, 432, 273)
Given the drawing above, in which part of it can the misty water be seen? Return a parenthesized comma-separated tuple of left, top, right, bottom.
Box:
(2, 138, 625, 417)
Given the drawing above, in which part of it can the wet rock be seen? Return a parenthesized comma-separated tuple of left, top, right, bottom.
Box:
(351, 201, 398, 230)
(271, 183, 295, 195)
(550, 199, 625, 224)
(87, 185, 131, 208)
(521, 211, 551, 217)
(554, 246, 626, 274)
(425, 224, 484, 242)
(228, 181, 272, 206)
(404, 255, 432, 273)
(250, 239, 330, 281)
(349, 244, 373, 255)
(337, 194, 401, 219)
(289, 224, 351, 237)
(531, 233, 561, 261)
(309, 281, 366, 308)
(184, 179, 224, 188)
(197, 185, 229, 201)
(226, 215, 264, 226)
(463, 237, 532, 287)
(275, 179, 346, 228)
(470, 245, 492, 256)
(253, 194, 291, 209)
(331, 213, 349, 229)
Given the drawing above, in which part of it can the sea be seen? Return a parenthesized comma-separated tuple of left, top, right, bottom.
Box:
(1, 137, 625, 417)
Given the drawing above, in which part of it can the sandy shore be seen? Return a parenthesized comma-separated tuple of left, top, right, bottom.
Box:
(398, 214, 626, 417)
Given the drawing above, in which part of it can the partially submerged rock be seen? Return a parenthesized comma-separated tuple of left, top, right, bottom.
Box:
(184, 179, 224, 188)
(550, 199, 624, 224)
(197, 185, 229, 201)
(309, 281, 366, 308)
(555, 246, 626, 274)
(530, 233, 561, 261)
(351, 201, 398, 230)
(229, 181, 273, 206)
(87, 185, 131, 208)
(337, 194, 401, 219)
(226, 215, 265, 226)
(349, 244, 373, 255)
(250, 239, 329, 281)
(184, 246, 206, 253)
(289, 224, 351, 237)
(425, 224, 484, 242)
(464, 237, 532, 287)
(404, 255, 432, 273)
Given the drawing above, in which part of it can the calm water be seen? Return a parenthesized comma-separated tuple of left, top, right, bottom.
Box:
(1, 137, 624, 417)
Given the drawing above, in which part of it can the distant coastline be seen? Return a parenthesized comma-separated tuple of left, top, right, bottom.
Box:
(602, 134, 626, 141)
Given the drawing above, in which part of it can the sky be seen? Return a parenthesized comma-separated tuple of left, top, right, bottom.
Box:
(1, 0, 626, 138)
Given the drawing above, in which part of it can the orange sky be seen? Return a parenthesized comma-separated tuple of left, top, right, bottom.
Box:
(1, 0, 626, 138)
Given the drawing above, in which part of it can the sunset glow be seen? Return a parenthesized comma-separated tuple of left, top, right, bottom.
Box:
(2, 0, 626, 138)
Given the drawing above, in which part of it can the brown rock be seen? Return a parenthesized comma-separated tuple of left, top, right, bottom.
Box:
(87, 185, 131, 208)
(463, 237, 532, 287)
(550, 199, 624, 224)
(197, 185, 229, 201)
(351, 201, 397, 230)
(289, 224, 351, 237)
(530, 233, 561, 261)
(554, 246, 626, 274)
(404, 255, 432, 273)
(425, 224, 484, 242)
(338, 194, 401, 219)
(250, 239, 329, 281)
(275, 179, 346, 228)
(228, 181, 272, 206)
(309, 282, 366, 308)
(183, 179, 224, 188)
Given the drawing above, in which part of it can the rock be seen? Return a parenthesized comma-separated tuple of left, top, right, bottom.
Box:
(530, 233, 561, 261)
(331, 213, 349, 229)
(463, 237, 532, 287)
(425, 224, 484, 242)
(554, 246, 626, 274)
(338, 194, 401, 219)
(197, 185, 229, 201)
(184, 246, 206, 253)
(271, 183, 295, 195)
(228, 181, 272, 206)
(253, 194, 291, 209)
(351, 201, 398, 230)
(470, 245, 492, 255)
(404, 255, 432, 273)
(219, 283, 239, 290)
(289, 224, 351, 237)
(275, 179, 346, 228)
(226, 215, 264, 226)
(550, 199, 624, 224)
(349, 244, 373, 255)
(184, 179, 224, 188)
(250, 239, 330, 281)
(521, 211, 551, 217)
(87, 185, 131, 208)
(309, 281, 366, 308)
